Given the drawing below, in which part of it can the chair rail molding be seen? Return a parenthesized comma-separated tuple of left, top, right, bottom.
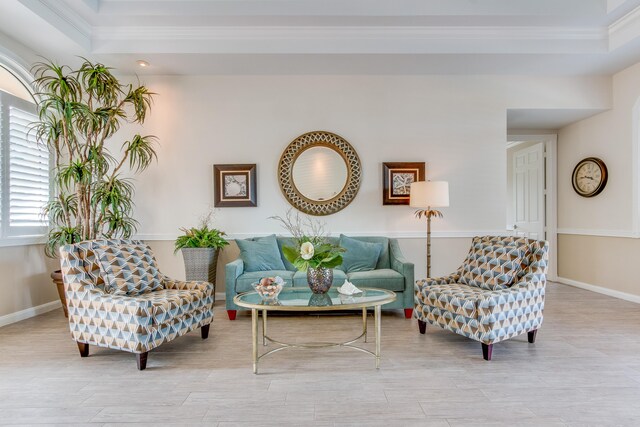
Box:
(557, 228, 637, 238)
(135, 230, 507, 241)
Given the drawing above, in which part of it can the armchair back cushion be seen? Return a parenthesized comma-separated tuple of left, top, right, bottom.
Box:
(459, 236, 526, 291)
(236, 234, 286, 272)
(95, 243, 164, 296)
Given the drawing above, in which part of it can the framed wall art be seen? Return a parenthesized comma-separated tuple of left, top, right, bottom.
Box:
(382, 162, 425, 205)
(213, 164, 257, 207)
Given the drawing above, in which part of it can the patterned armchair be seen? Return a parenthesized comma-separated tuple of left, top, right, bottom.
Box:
(414, 236, 548, 360)
(59, 239, 214, 370)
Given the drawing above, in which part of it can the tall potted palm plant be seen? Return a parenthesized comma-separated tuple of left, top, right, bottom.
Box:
(32, 59, 157, 316)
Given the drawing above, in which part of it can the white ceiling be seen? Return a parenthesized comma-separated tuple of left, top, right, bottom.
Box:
(2, 0, 640, 129)
(2, 0, 640, 77)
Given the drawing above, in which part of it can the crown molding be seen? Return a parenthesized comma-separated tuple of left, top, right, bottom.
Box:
(609, 5, 640, 50)
(17, 0, 92, 50)
(93, 25, 605, 42)
(91, 25, 606, 55)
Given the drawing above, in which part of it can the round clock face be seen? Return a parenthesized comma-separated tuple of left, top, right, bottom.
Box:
(572, 157, 607, 197)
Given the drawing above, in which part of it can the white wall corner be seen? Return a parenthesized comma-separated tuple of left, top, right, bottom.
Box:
(0, 299, 62, 328)
(633, 98, 640, 238)
(556, 276, 640, 304)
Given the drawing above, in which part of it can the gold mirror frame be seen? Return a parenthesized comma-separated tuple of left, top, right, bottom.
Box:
(278, 131, 362, 216)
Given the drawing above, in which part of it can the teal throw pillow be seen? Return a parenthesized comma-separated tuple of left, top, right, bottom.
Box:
(338, 234, 383, 273)
(236, 234, 286, 272)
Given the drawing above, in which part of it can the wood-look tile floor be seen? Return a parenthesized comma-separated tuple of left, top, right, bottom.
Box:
(1, 283, 640, 426)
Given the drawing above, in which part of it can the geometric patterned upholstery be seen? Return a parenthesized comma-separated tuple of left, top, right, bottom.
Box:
(459, 238, 526, 291)
(95, 243, 164, 296)
(59, 239, 214, 354)
(415, 236, 548, 345)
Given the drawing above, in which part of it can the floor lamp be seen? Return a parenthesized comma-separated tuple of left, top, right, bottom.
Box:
(410, 181, 449, 278)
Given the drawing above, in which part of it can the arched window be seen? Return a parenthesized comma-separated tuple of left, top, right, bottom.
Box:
(0, 58, 50, 242)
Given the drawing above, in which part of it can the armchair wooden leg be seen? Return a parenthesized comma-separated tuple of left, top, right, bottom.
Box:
(418, 320, 426, 334)
(201, 324, 210, 339)
(482, 343, 493, 361)
(227, 310, 237, 320)
(404, 308, 413, 319)
(528, 329, 538, 343)
(136, 352, 148, 370)
(77, 342, 89, 357)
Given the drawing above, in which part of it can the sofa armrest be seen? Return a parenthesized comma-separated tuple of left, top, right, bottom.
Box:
(161, 276, 213, 296)
(225, 258, 245, 308)
(389, 239, 415, 308)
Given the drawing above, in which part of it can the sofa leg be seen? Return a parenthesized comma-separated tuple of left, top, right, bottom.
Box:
(227, 310, 237, 321)
(418, 320, 426, 334)
(136, 352, 148, 370)
(77, 342, 89, 357)
(482, 343, 493, 361)
(201, 324, 210, 339)
(528, 329, 538, 343)
(404, 308, 413, 319)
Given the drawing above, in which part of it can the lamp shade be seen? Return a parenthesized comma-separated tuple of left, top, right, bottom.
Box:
(410, 181, 449, 208)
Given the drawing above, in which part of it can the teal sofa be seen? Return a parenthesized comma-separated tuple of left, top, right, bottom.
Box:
(225, 236, 414, 320)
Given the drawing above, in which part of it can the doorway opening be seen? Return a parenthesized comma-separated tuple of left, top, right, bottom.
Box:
(506, 134, 557, 280)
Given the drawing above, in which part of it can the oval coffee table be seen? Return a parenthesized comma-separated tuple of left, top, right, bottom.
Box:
(233, 287, 396, 374)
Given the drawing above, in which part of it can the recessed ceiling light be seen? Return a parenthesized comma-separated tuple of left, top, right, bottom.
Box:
(137, 60, 150, 68)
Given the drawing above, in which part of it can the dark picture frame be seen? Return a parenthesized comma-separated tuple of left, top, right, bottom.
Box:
(213, 164, 257, 207)
(382, 162, 425, 205)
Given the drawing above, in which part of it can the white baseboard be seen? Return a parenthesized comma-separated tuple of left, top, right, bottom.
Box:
(0, 300, 62, 328)
(556, 276, 640, 304)
(215, 292, 226, 301)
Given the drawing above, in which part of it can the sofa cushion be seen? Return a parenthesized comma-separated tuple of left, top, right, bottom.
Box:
(235, 270, 295, 293)
(338, 234, 383, 273)
(419, 283, 485, 318)
(352, 236, 390, 269)
(95, 243, 164, 296)
(459, 240, 525, 291)
(292, 269, 347, 287)
(236, 234, 286, 272)
(346, 269, 405, 291)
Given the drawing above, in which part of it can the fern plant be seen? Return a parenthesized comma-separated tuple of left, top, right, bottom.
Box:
(32, 59, 157, 257)
(174, 210, 229, 252)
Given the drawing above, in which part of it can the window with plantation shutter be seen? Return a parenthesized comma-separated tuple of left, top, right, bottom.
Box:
(8, 106, 49, 230)
(0, 89, 50, 238)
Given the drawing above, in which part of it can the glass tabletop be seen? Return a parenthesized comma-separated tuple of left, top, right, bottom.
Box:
(233, 287, 396, 311)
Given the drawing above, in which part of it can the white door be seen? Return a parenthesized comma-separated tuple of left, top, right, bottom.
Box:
(512, 143, 545, 240)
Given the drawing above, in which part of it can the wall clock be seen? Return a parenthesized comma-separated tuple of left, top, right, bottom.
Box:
(571, 157, 608, 197)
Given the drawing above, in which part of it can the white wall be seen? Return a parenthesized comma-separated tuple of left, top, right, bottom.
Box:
(0, 34, 64, 322)
(126, 74, 610, 283)
(557, 61, 640, 299)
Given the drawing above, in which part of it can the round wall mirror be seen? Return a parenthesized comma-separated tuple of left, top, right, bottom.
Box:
(292, 146, 348, 201)
(278, 131, 361, 216)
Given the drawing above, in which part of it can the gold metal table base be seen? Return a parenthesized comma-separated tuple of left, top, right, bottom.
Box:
(251, 306, 382, 374)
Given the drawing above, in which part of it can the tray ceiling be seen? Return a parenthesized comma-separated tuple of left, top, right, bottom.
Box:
(3, 0, 640, 75)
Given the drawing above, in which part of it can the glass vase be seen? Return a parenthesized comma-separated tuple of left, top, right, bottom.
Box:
(307, 266, 333, 294)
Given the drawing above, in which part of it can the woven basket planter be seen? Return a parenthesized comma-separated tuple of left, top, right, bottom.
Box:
(181, 248, 220, 302)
